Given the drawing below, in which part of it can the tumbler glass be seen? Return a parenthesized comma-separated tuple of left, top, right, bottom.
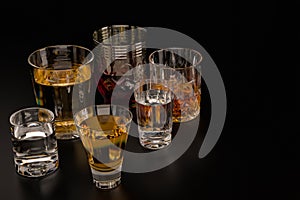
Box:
(28, 45, 94, 140)
(149, 48, 202, 122)
(93, 25, 147, 109)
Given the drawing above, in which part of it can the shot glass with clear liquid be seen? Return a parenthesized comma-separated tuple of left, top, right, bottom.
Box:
(9, 107, 59, 177)
(133, 64, 174, 150)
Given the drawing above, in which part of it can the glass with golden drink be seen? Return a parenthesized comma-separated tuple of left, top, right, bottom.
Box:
(28, 45, 94, 140)
(149, 48, 202, 123)
(74, 104, 132, 189)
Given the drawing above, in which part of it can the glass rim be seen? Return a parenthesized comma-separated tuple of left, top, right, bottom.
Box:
(74, 104, 133, 131)
(92, 24, 147, 46)
(148, 47, 203, 69)
(27, 44, 94, 69)
(9, 107, 55, 126)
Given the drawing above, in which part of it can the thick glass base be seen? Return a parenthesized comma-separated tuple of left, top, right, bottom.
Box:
(15, 154, 59, 178)
(93, 177, 121, 190)
(55, 133, 80, 140)
(91, 167, 122, 190)
(139, 130, 172, 150)
(55, 121, 79, 140)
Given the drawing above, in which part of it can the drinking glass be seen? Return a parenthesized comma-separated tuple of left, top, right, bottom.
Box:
(28, 45, 94, 140)
(9, 107, 59, 177)
(74, 104, 132, 189)
(149, 48, 202, 122)
(92, 25, 147, 109)
(133, 64, 174, 150)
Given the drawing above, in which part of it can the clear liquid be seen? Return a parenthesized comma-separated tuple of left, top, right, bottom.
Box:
(12, 122, 59, 177)
(135, 88, 173, 149)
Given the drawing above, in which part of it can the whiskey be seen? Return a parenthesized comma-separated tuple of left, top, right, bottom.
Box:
(32, 63, 91, 139)
(79, 115, 128, 172)
(171, 80, 201, 123)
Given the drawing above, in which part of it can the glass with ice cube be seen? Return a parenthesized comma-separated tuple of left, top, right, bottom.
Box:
(149, 48, 202, 123)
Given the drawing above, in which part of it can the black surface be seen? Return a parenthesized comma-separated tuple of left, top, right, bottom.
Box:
(0, 1, 298, 200)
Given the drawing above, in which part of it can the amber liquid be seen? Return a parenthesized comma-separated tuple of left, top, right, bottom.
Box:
(79, 115, 128, 172)
(171, 80, 201, 123)
(32, 64, 91, 139)
(97, 72, 136, 109)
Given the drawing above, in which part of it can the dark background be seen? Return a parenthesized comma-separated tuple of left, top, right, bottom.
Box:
(0, 0, 298, 199)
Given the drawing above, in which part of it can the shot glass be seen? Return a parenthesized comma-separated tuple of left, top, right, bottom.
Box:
(9, 107, 59, 177)
(149, 48, 202, 123)
(133, 64, 174, 150)
(92, 25, 147, 109)
(28, 45, 94, 140)
(74, 104, 132, 189)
